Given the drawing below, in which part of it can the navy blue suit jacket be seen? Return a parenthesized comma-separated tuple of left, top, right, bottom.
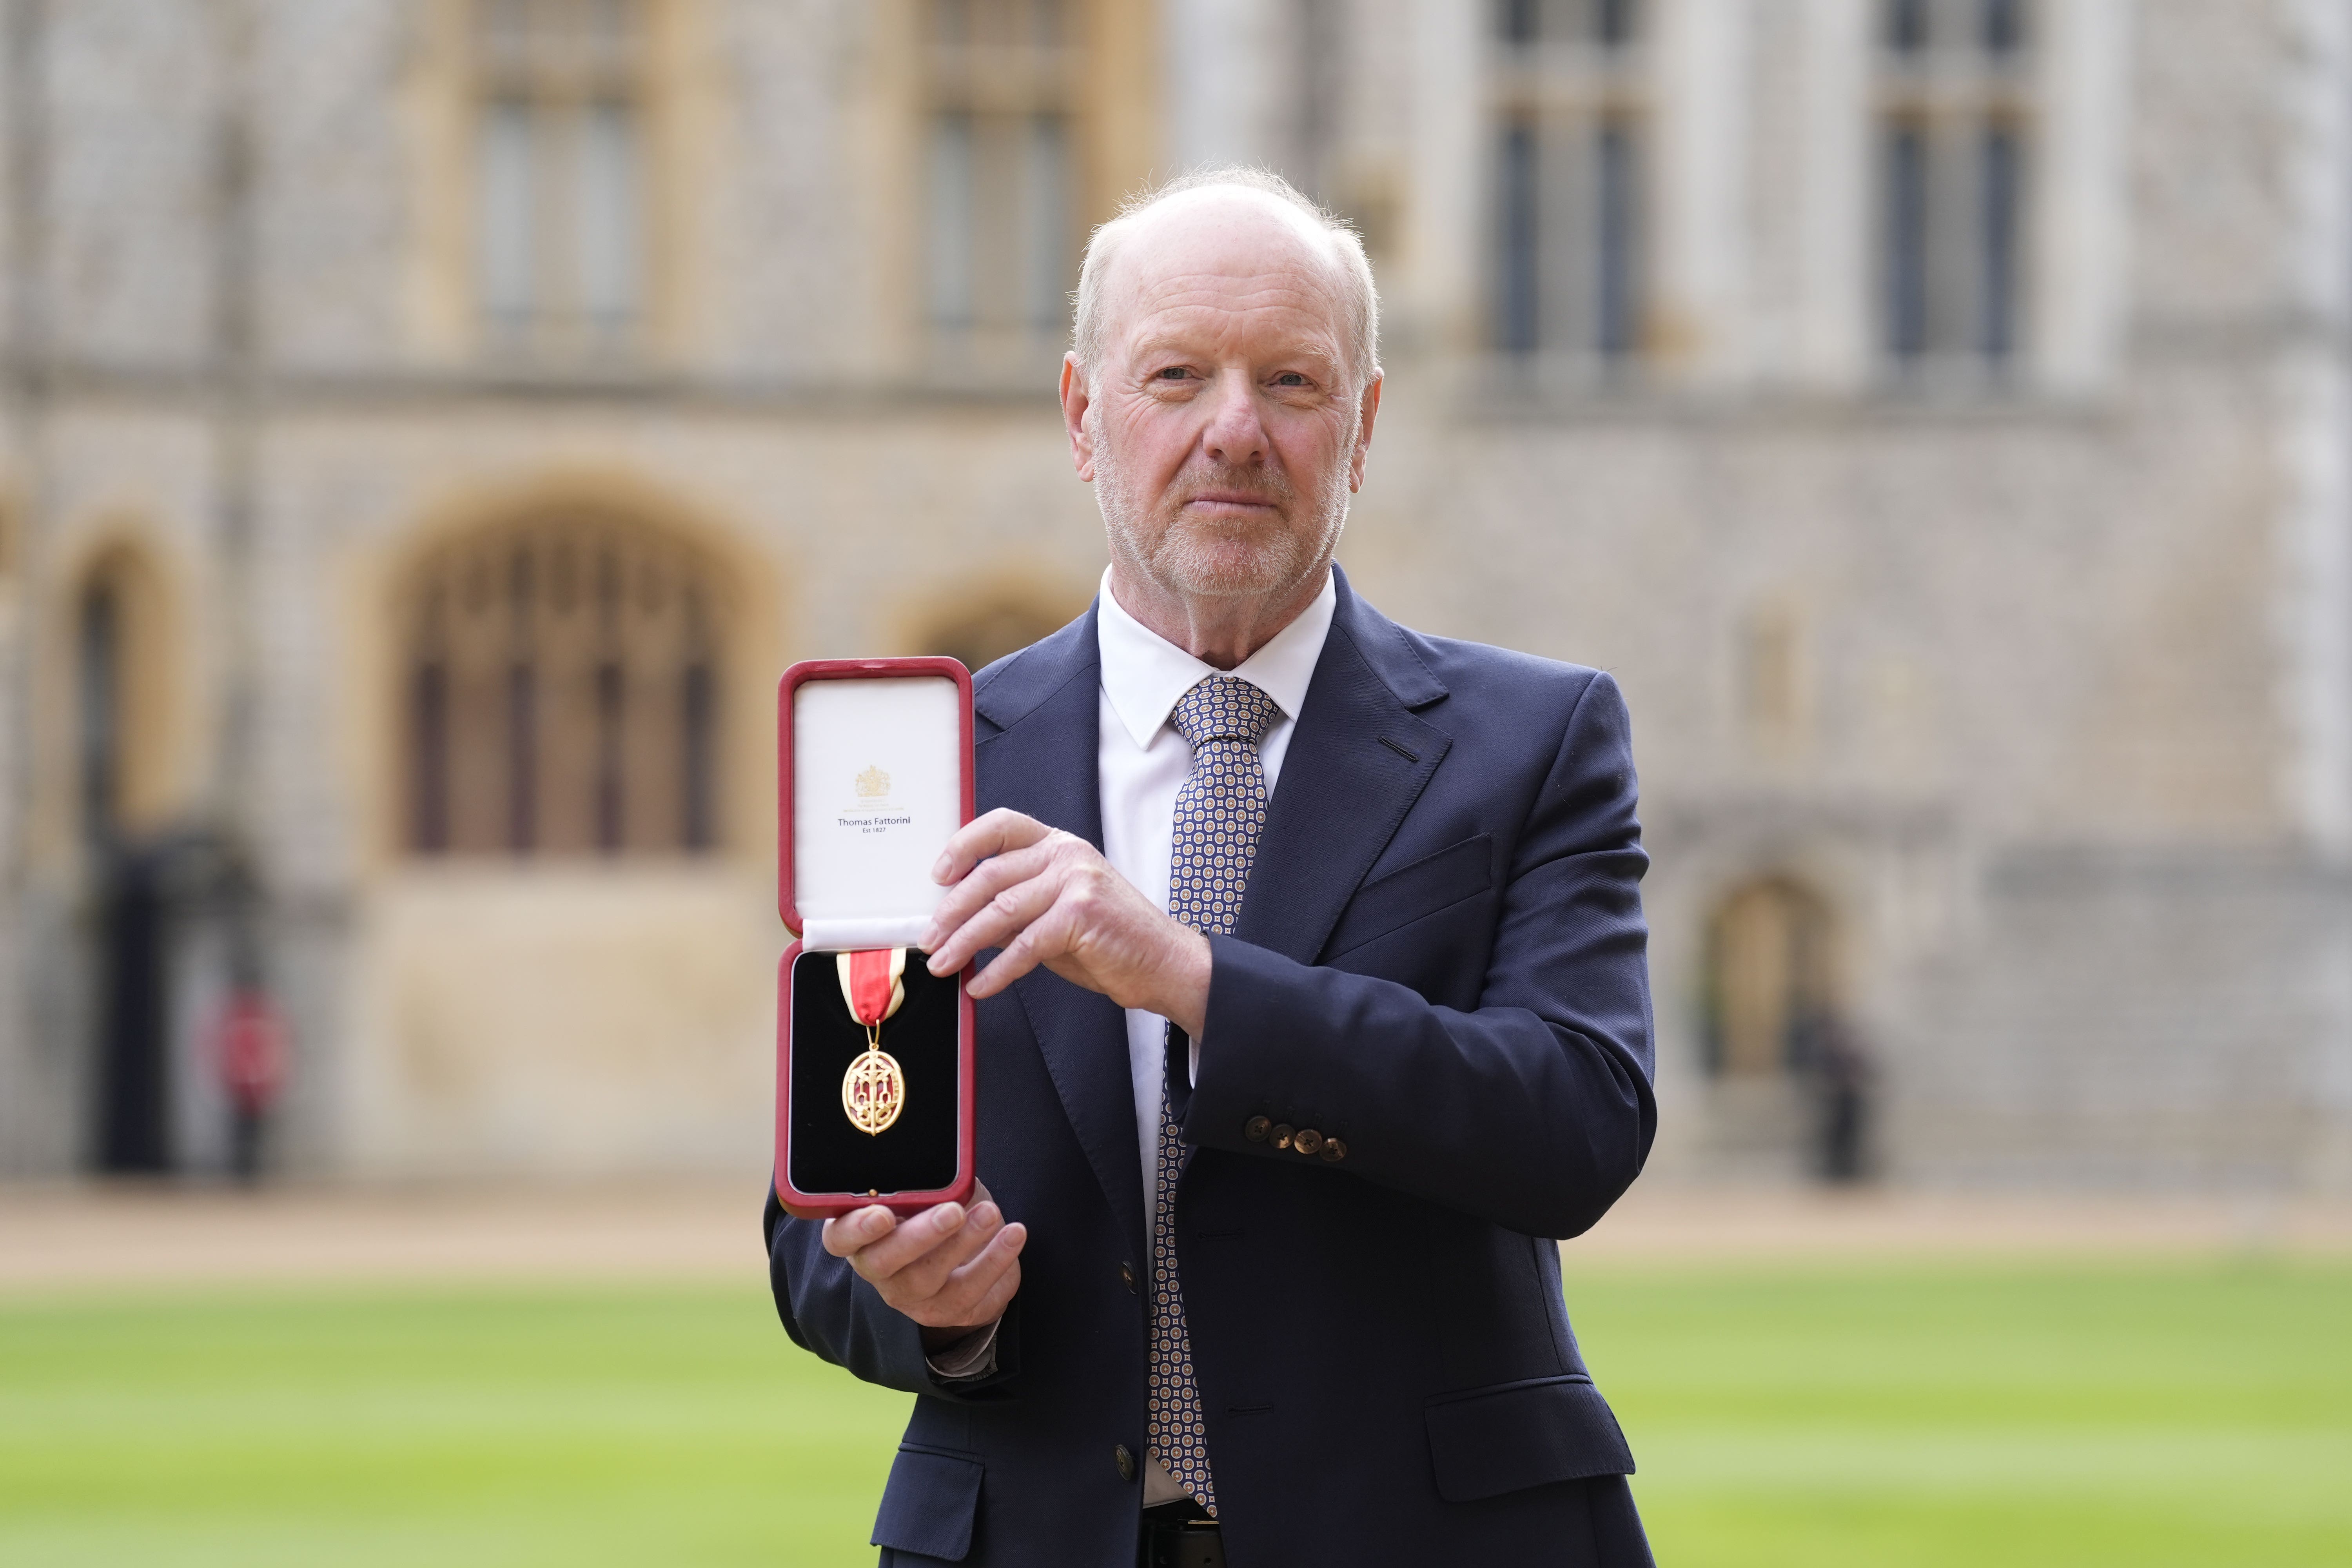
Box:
(766, 568, 1658, 1566)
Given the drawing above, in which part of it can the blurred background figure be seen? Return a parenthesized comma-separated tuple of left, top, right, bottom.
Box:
(212, 982, 287, 1182)
(1808, 1013, 1876, 1185)
(0, 0, 2344, 1201)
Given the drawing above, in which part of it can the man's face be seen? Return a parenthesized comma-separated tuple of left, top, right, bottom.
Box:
(1065, 194, 1380, 606)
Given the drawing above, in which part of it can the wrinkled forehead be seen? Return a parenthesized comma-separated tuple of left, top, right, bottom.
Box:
(1103, 190, 1352, 356)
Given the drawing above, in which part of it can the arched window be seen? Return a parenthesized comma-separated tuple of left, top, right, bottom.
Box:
(920, 598, 1076, 674)
(401, 512, 728, 857)
(1701, 877, 1837, 1076)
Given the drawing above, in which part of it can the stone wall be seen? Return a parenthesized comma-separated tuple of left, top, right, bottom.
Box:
(0, 0, 2344, 1189)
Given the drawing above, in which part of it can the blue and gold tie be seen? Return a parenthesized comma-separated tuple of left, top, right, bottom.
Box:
(1148, 675, 1283, 1517)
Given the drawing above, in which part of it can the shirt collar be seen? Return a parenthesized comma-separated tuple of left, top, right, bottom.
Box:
(1095, 565, 1338, 751)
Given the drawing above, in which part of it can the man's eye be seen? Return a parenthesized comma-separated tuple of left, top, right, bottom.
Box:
(1156, 367, 1190, 380)
(1273, 372, 1309, 387)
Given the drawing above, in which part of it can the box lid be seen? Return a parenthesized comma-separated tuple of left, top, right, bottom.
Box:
(779, 659, 973, 949)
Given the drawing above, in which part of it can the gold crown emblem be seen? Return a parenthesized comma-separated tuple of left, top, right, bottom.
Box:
(855, 765, 890, 799)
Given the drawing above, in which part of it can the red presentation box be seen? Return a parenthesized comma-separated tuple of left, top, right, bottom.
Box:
(773, 657, 976, 1220)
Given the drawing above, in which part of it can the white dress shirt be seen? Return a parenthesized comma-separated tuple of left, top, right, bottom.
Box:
(1094, 565, 1337, 1230)
(926, 567, 1338, 1510)
(1096, 565, 1336, 1505)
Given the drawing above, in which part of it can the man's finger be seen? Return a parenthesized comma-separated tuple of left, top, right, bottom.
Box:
(929, 869, 1063, 977)
(932, 809, 1052, 887)
(923, 840, 1056, 956)
(820, 1204, 897, 1259)
(963, 1248, 1024, 1324)
(965, 899, 1077, 1000)
(889, 1202, 1007, 1301)
(846, 1201, 966, 1284)
(923, 1222, 1026, 1323)
(931, 1223, 1027, 1323)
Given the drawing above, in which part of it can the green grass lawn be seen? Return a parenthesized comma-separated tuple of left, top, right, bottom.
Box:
(0, 1260, 2345, 1566)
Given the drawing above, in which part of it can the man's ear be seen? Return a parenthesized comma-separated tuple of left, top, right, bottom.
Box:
(1348, 372, 1383, 492)
(1061, 355, 1096, 482)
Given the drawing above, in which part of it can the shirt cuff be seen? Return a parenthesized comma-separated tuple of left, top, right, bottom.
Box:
(923, 1317, 1003, 1382)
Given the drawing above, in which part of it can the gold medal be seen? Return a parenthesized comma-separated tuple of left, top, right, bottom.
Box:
(841, 1044, 906, 1135)
(837, 949, 909, 1136)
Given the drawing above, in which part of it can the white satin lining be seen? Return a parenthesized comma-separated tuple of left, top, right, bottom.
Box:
(800, 915, 933, 953)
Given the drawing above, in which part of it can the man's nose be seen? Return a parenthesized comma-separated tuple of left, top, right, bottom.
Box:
(1199, 372, 1269, 467)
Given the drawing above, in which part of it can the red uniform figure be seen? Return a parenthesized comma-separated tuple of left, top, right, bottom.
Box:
(212, 991, 286, 1181)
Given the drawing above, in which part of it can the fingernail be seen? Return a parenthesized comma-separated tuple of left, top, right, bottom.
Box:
(934, 1203, 964, 1229)
(932, 854, 951, 880)
(974, 1203, 1000, 1226)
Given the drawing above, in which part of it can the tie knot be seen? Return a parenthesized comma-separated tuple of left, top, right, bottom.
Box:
(1171, 676, 1283, 749)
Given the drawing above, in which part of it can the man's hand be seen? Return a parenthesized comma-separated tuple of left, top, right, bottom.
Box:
(821, 1181, 1026, 1347)
(922, 808, 1210, 1035)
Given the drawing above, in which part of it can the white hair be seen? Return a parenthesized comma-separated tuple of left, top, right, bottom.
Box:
(1069, 166, 1382, 393)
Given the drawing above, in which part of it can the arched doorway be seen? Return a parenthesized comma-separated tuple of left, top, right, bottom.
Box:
(76, 544, 178, 1172)
(1701, 877, 1837, 1078)
(1699, 875, 1871, 1181)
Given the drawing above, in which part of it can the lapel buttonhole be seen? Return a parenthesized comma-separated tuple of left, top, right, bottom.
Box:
(1377, 735, 1419, 764)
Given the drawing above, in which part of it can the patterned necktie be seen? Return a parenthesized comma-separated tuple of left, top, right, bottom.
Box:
(1148, 675, 1283, 1517)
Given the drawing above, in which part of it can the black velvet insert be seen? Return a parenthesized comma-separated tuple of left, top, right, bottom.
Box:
(787, 949, 961, 1197)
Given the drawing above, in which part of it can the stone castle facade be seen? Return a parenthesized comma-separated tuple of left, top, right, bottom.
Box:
(0, 0, 2345, 1191)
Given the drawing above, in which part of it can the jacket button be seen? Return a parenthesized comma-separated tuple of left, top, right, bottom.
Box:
(1321, 1137, 1348, 1163)
(1270, 1123, 1295, 1151)
(1114, 1444, 1137, 1482)
(1119, 1261, 1136, 1294)
(1293, 1128, 1325, 1156)
(1244, 1115, 1271, 1142)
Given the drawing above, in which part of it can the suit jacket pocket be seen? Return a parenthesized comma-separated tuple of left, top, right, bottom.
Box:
(1425, 1373, 1635, 1503)
(1323, 833, 1494, 960)
(872, 1444, 983, 1561)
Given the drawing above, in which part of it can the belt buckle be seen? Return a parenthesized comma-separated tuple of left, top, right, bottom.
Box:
(1143, 1511, 1223, 1568)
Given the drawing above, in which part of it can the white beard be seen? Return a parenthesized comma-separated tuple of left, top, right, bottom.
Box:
(1092, 414, 1354, 604)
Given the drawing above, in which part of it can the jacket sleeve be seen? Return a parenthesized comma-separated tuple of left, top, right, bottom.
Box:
(1185, 670, 1655, 1239)
(763, 1188, 1022, 1399)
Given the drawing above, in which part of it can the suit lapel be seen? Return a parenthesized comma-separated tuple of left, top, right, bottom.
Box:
(970, 571, 1449, 1250)
(1238, 568, 1453, 964)
(974, 608, 1146, 1263)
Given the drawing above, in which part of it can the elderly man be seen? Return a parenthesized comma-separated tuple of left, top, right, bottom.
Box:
(766, 167, 1655, 1568)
